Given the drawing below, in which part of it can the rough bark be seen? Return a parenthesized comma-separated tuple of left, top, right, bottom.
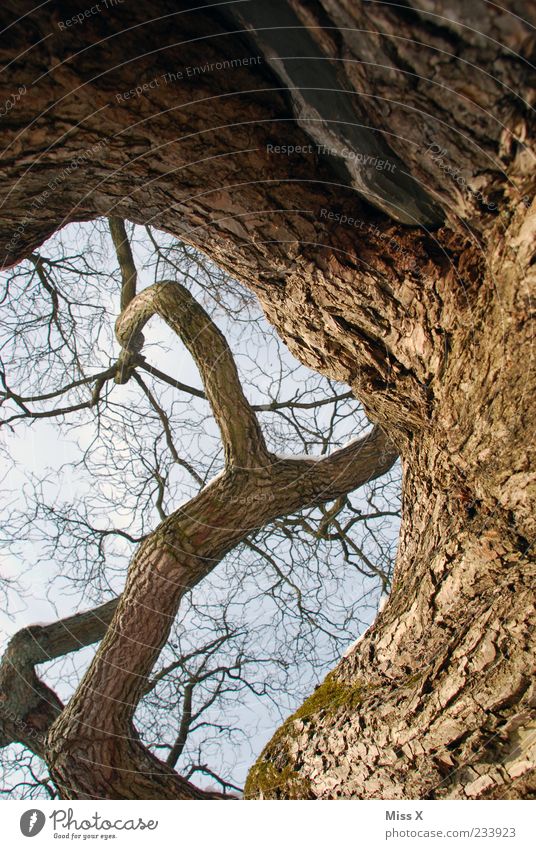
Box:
(1, 0, 535, 798)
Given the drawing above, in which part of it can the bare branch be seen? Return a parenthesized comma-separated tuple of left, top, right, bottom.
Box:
(138, 361, 206, 400)
(133, 371, 205, 486)
(1, 377, 108, 427)
(139, 361, 352, 413)
(116, 281, 268, 466)
(108, 218, 137, 311)
(166, 678, 195, 768)
(0, 366, 116, 405)
(254, 390, 353, 412)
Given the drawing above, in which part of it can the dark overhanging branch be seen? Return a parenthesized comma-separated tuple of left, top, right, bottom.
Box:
(0, 358, 354, 427)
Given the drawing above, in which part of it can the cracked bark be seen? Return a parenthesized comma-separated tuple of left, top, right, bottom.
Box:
(1, 0, 534, 798)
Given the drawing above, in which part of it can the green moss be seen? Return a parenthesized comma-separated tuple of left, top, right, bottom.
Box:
(244, 761, 313, 800)
(292, 671, 363, 720)
(403, 671, 422, 688)
(245, 671, 364, 798)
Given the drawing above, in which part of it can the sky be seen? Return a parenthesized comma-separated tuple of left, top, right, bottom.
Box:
(0, 219, 401, 796)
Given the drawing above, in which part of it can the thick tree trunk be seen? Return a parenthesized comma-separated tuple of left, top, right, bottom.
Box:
(1, 0, 534, 798)
(248, 451, 536, 799)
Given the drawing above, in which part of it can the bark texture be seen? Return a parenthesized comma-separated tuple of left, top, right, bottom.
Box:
(1, 0, 535, 798)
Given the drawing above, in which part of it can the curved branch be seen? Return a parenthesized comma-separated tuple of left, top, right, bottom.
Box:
(3, 266, 397, 797)
(116, 281, 268, 466)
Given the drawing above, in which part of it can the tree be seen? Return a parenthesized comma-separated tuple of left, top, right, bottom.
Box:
(0, 0, 534, 799)
(0, 218, 398, 798)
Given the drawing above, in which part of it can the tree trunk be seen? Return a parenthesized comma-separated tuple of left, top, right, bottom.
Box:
(1, 0, 534, 798)
(248, 445, 536, 799)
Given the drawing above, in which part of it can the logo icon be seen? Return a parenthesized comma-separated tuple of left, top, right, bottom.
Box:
(20, 809, 46, 837)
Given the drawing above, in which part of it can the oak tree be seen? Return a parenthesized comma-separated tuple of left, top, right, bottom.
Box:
(0, 0, 534, 799)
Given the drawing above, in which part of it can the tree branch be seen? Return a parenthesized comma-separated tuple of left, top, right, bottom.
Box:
(138, 361, 206, 400)
(166, 678, 195, 768)
(0, 599, 119, 757)
(133, 371, 205, 486)
(115, 281, 269, 466)
(108, 218, 137, 311)
(45, 419, 396, 798)
(139, 360, 353, 412)
(0, 366, 117, 405)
